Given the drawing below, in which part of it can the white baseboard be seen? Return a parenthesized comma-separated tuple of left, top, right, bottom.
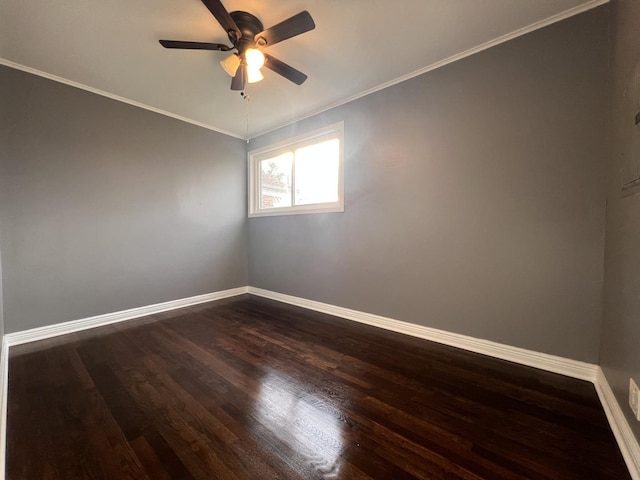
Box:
(595, 368, 640, 480)
(248, 287, 598, 381)
(4, 286, 248, 347)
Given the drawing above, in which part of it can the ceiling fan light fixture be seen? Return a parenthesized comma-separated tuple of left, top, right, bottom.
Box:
(220, 53, 240, 77)
(245, 48, 265, 70)
(247, 67, 264, 84)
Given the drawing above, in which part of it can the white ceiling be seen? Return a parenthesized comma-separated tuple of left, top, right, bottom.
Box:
(0, 0, 605, 138)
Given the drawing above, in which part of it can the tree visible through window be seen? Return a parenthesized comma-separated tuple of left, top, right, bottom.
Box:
(260, 155, 292, 209)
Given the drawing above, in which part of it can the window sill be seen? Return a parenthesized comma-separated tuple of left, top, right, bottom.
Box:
(249, 204, 344, 218)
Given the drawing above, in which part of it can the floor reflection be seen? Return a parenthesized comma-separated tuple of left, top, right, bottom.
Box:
(255, 371, 344, 477)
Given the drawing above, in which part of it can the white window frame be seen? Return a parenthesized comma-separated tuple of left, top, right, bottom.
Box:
(248, 121, 344, 217)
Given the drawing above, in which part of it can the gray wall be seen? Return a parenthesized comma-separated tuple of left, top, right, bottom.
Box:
(248, 8, 609, 363)
(601, 0, 640, 441)
(0, 244, 4, 342)
(0, 65, 248, 333)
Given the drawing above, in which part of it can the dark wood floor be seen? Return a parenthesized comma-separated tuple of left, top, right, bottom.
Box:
(7, 295, 629, 479)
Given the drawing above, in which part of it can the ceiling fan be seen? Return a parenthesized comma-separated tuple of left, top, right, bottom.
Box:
(159, 0, 315, 91)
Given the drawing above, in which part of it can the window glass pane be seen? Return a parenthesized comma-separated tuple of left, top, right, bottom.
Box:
(294, 139, 340, 206)
(260, 153, 293, 209)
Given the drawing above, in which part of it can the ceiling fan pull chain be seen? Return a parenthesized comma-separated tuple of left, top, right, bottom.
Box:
(242, 90, 251, 142)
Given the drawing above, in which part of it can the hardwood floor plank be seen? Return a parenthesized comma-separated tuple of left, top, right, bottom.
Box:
(7, 295, 631, 479)
(148, 323, 348, 479)
(121, 332, 302, 478)
(81, 336, 243, 480)
(7, 354, 58, 480)
(76, 345, 193, 479)
(53, 347, 150, 480)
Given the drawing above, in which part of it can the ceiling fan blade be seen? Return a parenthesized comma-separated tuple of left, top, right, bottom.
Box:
(159, 40, 232, 51)
(200, 0, 241, 40)
(231, 64, 247, 91)
(255, 11, 315, 47)
(263, 53, 308, 85)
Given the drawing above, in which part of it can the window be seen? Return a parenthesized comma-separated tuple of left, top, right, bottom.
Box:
(248, 122, 344, 217)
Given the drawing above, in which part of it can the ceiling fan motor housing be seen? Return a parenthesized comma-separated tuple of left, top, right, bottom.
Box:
(229, 11, 264, 54)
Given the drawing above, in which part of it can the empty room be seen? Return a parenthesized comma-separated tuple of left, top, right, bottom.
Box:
(1, 0, 639, 478)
